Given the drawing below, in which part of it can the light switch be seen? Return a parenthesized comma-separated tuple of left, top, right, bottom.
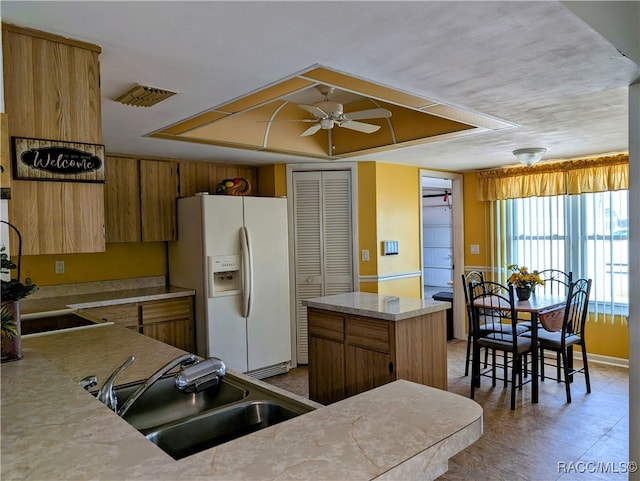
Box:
(362, 249, 370, 261)
(470, 244, 480, 255)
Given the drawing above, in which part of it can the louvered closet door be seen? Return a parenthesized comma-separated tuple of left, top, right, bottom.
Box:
(293, 170, 353, 364)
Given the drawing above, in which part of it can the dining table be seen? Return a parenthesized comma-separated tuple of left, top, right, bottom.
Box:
(473, 292, 568, 404)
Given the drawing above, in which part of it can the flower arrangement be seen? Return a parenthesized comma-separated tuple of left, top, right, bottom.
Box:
(506, 264, 544, 289)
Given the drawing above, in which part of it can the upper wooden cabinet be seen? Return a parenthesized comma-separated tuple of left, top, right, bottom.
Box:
(104, 156, 141, 243)
(140, 159, 178, 241)
(104, 156, 178, 242)
(3, 24, 105, 254)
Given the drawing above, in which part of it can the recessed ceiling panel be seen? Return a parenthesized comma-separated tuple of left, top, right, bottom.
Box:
(148, 65, 516, 160)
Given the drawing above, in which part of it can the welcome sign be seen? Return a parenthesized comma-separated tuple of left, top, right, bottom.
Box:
(12, 137, 105, 182)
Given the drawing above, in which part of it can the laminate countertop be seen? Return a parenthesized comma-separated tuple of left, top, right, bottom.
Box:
(302, 291, 451, 321)
(1, 324, 482, 481)
(19, 285, 195, 318)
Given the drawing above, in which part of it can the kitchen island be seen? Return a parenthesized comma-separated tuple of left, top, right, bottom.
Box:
(303, 292, 451, 404)
(1, 323, 481, 481)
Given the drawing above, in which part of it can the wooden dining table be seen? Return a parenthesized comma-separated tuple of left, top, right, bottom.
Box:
(473, 292, 567, 404)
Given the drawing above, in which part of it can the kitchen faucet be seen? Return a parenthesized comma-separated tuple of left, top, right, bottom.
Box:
(117, 353, 197, 417)
(96, 355, 136, 412)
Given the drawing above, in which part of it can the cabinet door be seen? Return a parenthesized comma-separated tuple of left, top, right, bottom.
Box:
(140, 159, 178, 241)
(104, 156, 141, 242)
(345, 346, 393, 398)
(63, 183, 105, 253)
(140, 298, 195, 352)
(140, 319, 194, 352)
(309, 336, 345, 405)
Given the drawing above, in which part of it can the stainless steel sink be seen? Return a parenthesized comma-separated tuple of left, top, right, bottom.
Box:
(106, 373, 314, 459)
(144, 400, 307, 460)
(107, 376, 249, 430)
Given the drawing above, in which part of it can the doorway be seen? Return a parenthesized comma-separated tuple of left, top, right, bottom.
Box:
(420, 170, 465, 340)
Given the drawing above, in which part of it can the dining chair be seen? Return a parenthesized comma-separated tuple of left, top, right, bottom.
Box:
(538, 269, 573, 296)
(468, 281, 533, 409)
(462, 271, 529, 377)
(536, 278, 592, 403)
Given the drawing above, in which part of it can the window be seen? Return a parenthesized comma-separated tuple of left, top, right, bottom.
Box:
(495, 190, 629, 319)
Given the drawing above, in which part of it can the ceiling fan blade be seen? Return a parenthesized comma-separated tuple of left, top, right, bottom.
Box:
(298, 104, 328, 118)
(339, 120, 381, 134)
(257, 118, 318, 123)
(299, 124, 322, 137)
(342, 108, 392, 121)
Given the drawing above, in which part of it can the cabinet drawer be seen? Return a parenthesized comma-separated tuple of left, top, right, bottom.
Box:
(308, 309, 344, 342)
(346, 317, 390, 352)
(79, 304, 138, 328)
(141, 298, 193, 324)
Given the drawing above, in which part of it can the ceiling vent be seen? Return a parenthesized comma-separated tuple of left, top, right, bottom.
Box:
(114, 84, 177, 107)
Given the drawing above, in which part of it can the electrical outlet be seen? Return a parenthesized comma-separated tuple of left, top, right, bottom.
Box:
(55, 260, 65, 274)
(362, 249, 370, 261)
(470, 244, 480, 255)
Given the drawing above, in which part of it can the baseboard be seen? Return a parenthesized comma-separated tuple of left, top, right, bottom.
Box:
(582, 352, 628, 369)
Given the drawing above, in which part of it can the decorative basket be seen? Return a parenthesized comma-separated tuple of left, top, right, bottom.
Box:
(215, 178, 252, 196)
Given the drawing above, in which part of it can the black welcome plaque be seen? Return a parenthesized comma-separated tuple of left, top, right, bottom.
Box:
(12, 137, 105, 182)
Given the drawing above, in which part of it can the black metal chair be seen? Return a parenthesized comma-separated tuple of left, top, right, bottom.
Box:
(537, 278, 592, 403)
(468, 281, 533, 409)
(462, 271, 529, 377)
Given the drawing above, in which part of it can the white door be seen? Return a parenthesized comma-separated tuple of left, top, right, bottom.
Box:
(243, 197, 291, 371)
(292, 170, 353, 364)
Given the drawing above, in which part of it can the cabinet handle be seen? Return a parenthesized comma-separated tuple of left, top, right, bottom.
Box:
(388, 361, 394, 373)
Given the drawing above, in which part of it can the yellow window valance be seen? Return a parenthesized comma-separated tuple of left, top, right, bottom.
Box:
(476, 153, 629, 201)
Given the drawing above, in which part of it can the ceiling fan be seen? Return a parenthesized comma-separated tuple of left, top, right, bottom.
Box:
(293, 86, 392, 137)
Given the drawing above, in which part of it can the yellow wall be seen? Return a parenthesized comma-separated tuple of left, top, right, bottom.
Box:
(357, 162, 422, 298)
(20, 242, 167, 286)
(257, 164, 287, 197)
(357, 162, 378, 278)
(461, 172, 628, 361)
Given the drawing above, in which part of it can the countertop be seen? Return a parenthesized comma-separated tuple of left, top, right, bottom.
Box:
(20, 285, 195, 318)
(302, 291, 451, 321)
(1, 324, 482, 481)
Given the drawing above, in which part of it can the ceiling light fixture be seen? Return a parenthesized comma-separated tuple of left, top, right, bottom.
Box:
(513, 148, 547, 166)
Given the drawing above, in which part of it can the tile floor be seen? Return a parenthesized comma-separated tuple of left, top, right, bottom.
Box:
(264, 339, 630, 481)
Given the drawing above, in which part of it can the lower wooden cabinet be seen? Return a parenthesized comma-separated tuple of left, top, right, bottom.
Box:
(308, 307, 447, 405)
(79, 297, 194, 352)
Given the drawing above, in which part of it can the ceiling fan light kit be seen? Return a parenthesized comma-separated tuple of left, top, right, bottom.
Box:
(295, 85, 392, 137)
(513, 147, 547, 166)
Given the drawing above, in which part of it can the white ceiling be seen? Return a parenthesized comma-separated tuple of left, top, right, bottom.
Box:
(2, 1, 638, 171)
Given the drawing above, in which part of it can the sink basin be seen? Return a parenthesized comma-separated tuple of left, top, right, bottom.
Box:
(144, 400, 308, 460)
(108, 376, 249, 430)
(21, 313, 99, 335)
(103, 372, 315, 459)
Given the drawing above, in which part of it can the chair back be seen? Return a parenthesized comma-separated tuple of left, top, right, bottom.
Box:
(561, 278, 592, 343)
(538, 269, 573, 297)
(468, 281, 518, 349)
(462, 271, 485, 332)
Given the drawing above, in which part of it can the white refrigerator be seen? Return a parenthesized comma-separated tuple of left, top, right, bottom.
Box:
(168, 194, 291, 378)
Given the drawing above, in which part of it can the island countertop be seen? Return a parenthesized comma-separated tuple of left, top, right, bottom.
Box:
(302, 291, 451, 321)
(1, 324, 482, 481)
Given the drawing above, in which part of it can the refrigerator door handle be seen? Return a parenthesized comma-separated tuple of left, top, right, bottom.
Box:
(240, 226, 254, 317)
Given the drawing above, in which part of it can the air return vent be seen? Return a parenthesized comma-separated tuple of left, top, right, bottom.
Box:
(114, 84, 177, 107)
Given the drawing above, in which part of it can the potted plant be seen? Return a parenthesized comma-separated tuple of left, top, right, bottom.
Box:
(1, 223, 38, 362)
(506, 264, 544, 301)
